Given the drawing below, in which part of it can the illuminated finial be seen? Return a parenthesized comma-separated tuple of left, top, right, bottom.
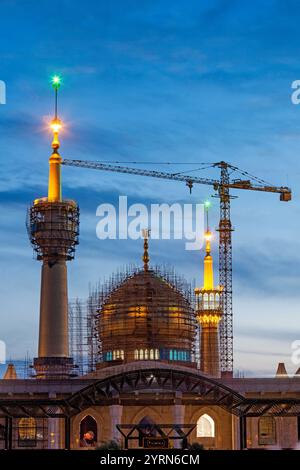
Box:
(203, 199, 212, 255)
(204, 230, 212, 254)
(51, 75, 62, 90)
(49, 74, 63, 151)
(204, 199, 211, 230)
(142, 229, 150, 272)
(50, 119, 62, 134)
(204, 199, 211, 210)
(48, 76, 63, 202)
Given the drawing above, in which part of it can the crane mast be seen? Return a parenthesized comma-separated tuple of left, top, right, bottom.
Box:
(217, 162, 234, 373)
(62, 158, 291, 374)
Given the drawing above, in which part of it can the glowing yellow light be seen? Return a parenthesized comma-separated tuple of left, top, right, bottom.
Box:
(50, 118, 62, 133)
(198, 313, 222, 325)
(102, 303, 116, 315)
(128, 305, 147, 317)
(204, 230, 212, 241)
(18, 417, 36, 440)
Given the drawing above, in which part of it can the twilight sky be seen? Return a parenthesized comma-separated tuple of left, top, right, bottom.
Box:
(0, 0, 300, 376)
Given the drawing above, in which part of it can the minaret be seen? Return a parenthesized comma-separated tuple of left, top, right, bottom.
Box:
(195, 205, 223, 377)
(27, 76, 79, 378)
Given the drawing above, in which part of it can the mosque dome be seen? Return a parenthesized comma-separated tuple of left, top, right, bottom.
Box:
(96, 268, 196, 365)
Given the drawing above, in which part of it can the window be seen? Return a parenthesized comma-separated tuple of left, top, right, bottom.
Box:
(107, 350, 124, 361)
(258, 417, 276, 445)
(197, 414, 215, 438)
(18, 417, 37, 447)
(134, 348, 160, 360)
(112, 349, 124, 360)
(166, 349, 189, 361)
(105, 351, 112, 361)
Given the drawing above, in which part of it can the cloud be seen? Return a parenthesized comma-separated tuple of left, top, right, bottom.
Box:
(236, 325, 300, 342)
(235, 348, 291, 358)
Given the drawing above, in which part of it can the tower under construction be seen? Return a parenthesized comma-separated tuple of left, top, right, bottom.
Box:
(195, 218, 223, 377)
(27, 77, 79, 378)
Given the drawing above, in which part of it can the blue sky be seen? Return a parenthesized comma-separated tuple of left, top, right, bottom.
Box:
(0, 0, 300, 376)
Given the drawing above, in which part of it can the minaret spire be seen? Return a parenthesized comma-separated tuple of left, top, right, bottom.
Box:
(195, 202, 223, 377)
(48, 75, 63, 202)
(142, 229, 150, 272)
(203, 200, 214, 290)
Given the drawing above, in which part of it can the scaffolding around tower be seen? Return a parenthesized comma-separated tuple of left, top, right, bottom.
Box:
(27, 199, 79, 260)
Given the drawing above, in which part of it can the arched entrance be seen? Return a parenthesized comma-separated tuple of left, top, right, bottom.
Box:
(79, 415, 97, 447)
(138, 416, 157, 447)
(197, 414, 215, 438)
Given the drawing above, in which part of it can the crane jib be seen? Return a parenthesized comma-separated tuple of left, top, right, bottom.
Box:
(62, 159, 292, 200)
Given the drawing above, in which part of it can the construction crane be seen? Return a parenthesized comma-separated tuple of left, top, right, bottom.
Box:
(62, 158, 292, 374)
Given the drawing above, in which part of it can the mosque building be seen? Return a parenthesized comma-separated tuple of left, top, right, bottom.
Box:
(0, 83, 300, 450)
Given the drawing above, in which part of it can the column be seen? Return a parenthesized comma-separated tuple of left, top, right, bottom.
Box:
(173, 402, 185, 449)
(48, 418, 61, 449)
(38, 260, 68, 358)
(109, 404, 123, 444)
(64, 416, 71, 450)
(239, 416, 247, 450)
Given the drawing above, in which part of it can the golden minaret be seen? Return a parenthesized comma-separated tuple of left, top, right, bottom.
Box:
(195, 207, 223, 377)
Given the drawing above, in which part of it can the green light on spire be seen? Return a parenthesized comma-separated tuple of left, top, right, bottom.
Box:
(51, 74, 62, 89)
(204, 199, 211, 209)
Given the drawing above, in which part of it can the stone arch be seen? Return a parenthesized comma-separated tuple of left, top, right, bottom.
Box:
(123, 407, 162, 449)
(137, 415, 157, 446)
(72, 408, 103, 449)
(190, 406, 220, 428)
(79, 414, 98, 447)
(131, 406, 162, 426)
(190, 406, 225, 449)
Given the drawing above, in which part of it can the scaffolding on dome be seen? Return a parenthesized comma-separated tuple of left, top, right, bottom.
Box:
(69, 265, 200, 375)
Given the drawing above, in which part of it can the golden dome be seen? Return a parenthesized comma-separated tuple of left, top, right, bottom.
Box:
(97, 269, 196, 365)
